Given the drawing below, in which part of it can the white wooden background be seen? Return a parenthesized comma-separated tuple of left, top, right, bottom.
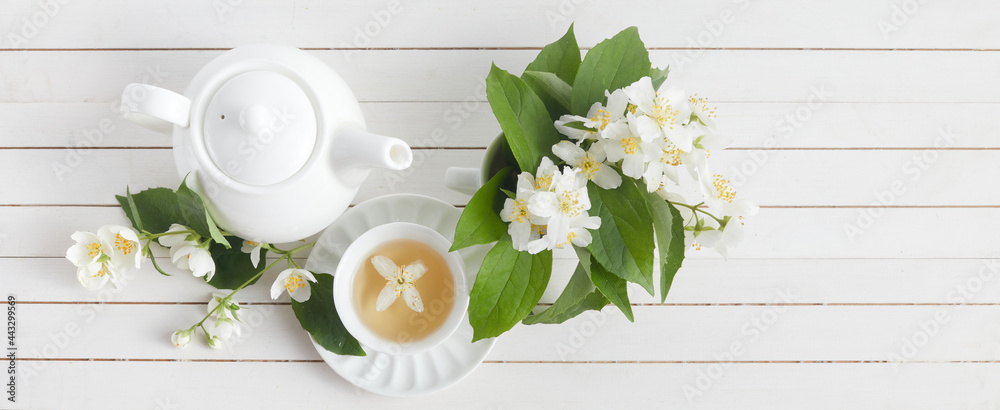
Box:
(2, 0, 1000, 408)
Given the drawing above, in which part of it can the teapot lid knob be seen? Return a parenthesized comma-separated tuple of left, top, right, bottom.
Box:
(202, 71, 318, 186)
(240, 104, 272, 135)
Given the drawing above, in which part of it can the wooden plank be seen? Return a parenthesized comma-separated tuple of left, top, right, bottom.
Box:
(8, 258, 1000, 305)
(3, 50, 1000, 103)
(5, 206, 1000, 259)
(11, 361, 1000, 409)
(0, 102, 502, 148)
(0, 149, 482, 207)
(2, 102, 993, 149)
(1, 0, 997, 49)
(3, 148, 997, 206)
(13, 304, 1000, 362)
(5, 1, 997, 408)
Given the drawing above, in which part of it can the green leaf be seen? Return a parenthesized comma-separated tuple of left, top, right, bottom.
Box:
(124, 186, 144, 232)
(522, 70, 573, 119)
(643, 191, 686, 303)
(486, 64, 560, 175)
(571, 26, 651, 116)
(115, 187, 183, 234)
(522, 257, 608, 325)
(176, 177, 230, 248)
(588, 255, 634, 322)
(175, 177, 211, 238)
(204, 207, 230, 249)
(586, 177, 655, 294)
(469, 234, 552, 341)
(451, 167, 513, 252)
(524, 23, 581, 84)
(146, 251, 171, 276)
(292, 273, 366, 356)
(574, 245, 594, 274)
(650, 66, 670, 90)
(205, 236, 267, 289)
(560, 120, 597, 132)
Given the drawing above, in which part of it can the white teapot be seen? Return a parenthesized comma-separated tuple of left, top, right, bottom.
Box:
(120, 44, 412, 243)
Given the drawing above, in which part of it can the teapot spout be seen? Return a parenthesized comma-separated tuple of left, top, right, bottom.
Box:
(333, 125, 413, 173)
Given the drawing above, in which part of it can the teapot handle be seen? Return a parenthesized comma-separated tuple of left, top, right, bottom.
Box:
(119, 83, 191, 135)
(445, 167, 482, 196)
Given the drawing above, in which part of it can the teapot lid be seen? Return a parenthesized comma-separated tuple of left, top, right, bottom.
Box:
(203, 70, 317, 186)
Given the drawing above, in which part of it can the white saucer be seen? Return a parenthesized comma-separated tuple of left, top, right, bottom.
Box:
(304, 194, 495, 397)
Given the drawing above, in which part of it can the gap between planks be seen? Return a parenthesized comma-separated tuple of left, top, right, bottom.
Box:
(8, 147, 1000, 151)
(7, 47, 1000, 52)
(5, 256, 999, 260)
(5, 204, 1000, 209)
(3, 101, 997, 105)
(12, 301, 1000, 307)
(12, 358, 1000, 364)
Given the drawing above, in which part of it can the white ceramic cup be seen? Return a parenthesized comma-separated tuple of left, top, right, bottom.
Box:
(444, 134, 506, 195)
(333, 222, 469, 356)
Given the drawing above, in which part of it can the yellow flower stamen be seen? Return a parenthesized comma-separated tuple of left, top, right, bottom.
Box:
(558, 231, 580, 248)
(509, 199, 530, 223)
(391, 272, 415, 297)
(659, 140, 682, 166)
(114, 233, 134, 256)
(535, 174, 553, 191)
(94, 264, 110, 278)
(531, 224, 547, 236)
(689, 94, 716, 119)
(86, 242, 102, 258)
(244, 240, 259, 246)
(650, 93, 678, 129)
(621, 137, 639, 155)
(578, 154, 601, 180)
(589, 109, 612, 130)
(713, 174, 737, 203)
(626, 103, 637, 115)
(558, 191, 582, 217)
(284, 275, 305, 293)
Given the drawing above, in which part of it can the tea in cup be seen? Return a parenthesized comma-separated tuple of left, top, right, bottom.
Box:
(333, 222, 468, 355)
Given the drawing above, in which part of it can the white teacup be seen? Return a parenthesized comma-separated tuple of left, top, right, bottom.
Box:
(444, 134, 507, 195)
(333, 222, 469, 356)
